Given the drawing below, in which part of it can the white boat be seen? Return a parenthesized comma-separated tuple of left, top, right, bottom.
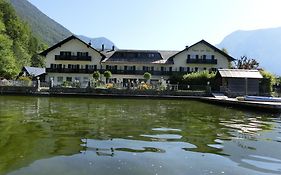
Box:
(244, 96, 281, 102)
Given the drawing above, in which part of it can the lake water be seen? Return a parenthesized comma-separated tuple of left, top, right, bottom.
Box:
(0, 96, 280, 175)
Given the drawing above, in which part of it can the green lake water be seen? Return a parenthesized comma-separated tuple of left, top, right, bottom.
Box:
(0, 96, 280, 175)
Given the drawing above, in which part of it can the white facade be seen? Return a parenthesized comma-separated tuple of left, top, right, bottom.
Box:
(172, 42, 230, 72)
(43, 36, 104, 86)
(42, 36, 234, 87)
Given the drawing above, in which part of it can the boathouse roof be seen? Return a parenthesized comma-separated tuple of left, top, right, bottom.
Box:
(218, 69, 263, 79)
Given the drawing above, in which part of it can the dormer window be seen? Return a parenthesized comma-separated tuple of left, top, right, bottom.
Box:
(148, 53, 155, 58)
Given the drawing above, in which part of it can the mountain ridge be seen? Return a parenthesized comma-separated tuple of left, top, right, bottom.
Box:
(9, 0, 116, 50)
(9, 0, 72, 46)
(78, 35, 116, 50)
(218, 27, 281, 75)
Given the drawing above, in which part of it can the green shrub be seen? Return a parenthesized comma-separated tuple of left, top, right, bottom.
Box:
(18, 76, 32, 86)
(62, 81, 71, 87)
(259, 70, 276, 94)
(103, 70, 112, 83)
(143, 72, 152, 83)
(93, 71, 100, 81)
(183, 71, 216, 85)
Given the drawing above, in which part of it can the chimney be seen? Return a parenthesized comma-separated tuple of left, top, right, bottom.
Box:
(101, 44, 104, 51)
(185, 45, 189, 49)
(112, 45, 115, 51)
(88, 40, 92, 46)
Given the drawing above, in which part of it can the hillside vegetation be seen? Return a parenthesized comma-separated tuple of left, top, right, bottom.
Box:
(9, 0, 72, 46)
(0, 0, 46, 79)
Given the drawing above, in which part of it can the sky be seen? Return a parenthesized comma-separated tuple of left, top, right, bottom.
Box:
(28, 0, 281, 50)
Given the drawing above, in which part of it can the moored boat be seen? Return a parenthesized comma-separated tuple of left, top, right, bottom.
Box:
(244, 96, 281, 102)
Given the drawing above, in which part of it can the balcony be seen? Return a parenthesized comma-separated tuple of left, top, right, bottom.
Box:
(102, 69, 175, 76)
(46, 68, 176, 75)
(55, 55, 92, 61)
(186, 58, 217, 64)
(46, 68, 96, 74)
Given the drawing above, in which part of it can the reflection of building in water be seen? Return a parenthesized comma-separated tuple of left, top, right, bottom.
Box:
(219, 118, 281, 174)
(1, 96, 279, 175)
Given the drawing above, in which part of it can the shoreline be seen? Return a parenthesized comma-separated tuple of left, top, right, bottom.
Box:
(1, 90, 280, 113)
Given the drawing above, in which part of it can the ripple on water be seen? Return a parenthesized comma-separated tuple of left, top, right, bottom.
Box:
(242, 155, 281, 172)
(140, 134, 182, 140)
(152, 128, 182, 132)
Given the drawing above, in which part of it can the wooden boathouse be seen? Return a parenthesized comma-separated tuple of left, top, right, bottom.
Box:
(216, 69, 263, 97)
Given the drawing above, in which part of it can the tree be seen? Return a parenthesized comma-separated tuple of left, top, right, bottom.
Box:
(31, 54, 45, 67)
(143, 72, 151, 83)
(103, 70, 112, 83)
(259, 70, 276, 94)
(92, 71, 100, 81)
(0, 34, 18, 79)
(235, 56, 259, 69)
(0, 0, 48, 78)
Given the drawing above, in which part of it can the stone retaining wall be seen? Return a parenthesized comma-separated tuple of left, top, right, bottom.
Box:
(0, 86, 37, 94)
(0, 86, 209, 97)
(49, 87, 209, 96)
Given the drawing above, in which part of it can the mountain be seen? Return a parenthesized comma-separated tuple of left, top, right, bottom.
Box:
(78, 35, 116, 50)
(218, 27, 281, 75)
(0, 0, 46, 78)
(8, 0, 72, 46)
(8, 0, 118, 50)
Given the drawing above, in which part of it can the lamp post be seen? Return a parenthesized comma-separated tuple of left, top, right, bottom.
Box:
(207, 81, 211, 93)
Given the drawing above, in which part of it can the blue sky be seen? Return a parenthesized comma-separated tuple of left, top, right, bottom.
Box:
(28, 0, 281, 50)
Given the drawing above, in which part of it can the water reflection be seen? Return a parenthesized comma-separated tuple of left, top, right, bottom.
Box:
(0, 96, 280, 175)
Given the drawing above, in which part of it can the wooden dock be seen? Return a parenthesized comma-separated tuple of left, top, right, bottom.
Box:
(200, 97, 281, 113)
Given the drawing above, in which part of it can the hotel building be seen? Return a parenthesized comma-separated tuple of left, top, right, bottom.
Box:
(40, 35, 235, 87)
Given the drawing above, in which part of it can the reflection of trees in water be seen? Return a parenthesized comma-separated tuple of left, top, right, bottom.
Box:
(0, 96, 278, 174)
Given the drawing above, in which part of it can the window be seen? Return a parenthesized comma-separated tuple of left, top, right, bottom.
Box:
(66, 77, 72, 82)
(190, 55, 197, 59)
(87, 65, 95, 70)
(195, 67, 198, 72)
(83, 77, 88, 83)
(57, 77, 63, 82)
(186, 67, 190, 72)
(75, 77, 81, 82)
(179, 67, 184, 72)
(60, 51, 71, 56)
(148, 53, 155, 58)
(206, 55, 214, 60)
(211, 68, 217, 72)
(77, 52, 89, 56)
(143, 66, 149, 71)
(169, 67, 172, 72)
